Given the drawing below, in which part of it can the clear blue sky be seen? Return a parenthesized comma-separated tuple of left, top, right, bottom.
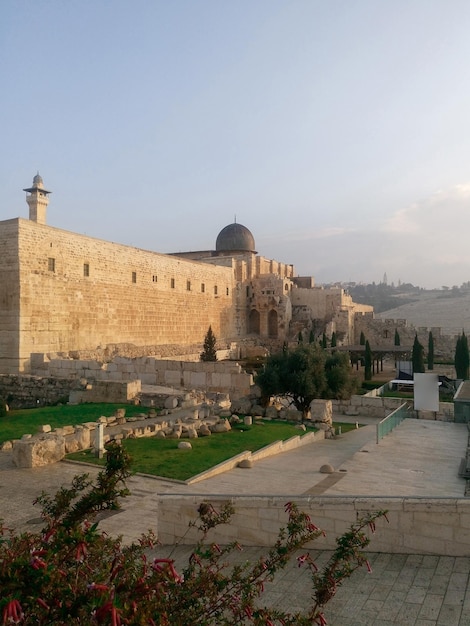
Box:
(2, 1, 470, 289)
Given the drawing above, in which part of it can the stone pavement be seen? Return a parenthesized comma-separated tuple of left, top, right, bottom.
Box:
(1, 416, 469, 624)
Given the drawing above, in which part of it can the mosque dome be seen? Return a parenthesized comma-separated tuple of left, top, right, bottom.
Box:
(33, 173, 44, 186)
(215, 223, 256, 253)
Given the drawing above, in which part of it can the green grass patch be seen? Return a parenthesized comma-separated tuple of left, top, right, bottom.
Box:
(68, 421, 315, 481)
(333, 422, 363, 434)
(0, 404, 148, 444)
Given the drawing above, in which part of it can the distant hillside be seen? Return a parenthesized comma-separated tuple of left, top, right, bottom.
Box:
(347, 283, 422, 313)
(377, 291, 470, 336)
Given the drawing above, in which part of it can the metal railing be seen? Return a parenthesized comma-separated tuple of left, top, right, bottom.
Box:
(376, 403, 410, 443)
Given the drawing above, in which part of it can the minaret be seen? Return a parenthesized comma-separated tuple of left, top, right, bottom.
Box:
(23, 173, 51, 225)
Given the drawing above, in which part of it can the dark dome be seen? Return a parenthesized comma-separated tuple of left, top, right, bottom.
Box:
(215, 223, 256, 253)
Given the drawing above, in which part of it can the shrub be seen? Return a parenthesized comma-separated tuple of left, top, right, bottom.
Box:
(0, 443, 387, 625)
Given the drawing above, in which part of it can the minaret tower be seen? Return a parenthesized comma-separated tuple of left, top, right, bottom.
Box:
(23, 173, 51, 225)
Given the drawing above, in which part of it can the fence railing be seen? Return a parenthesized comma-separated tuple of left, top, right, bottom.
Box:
(377, 403, 410, 443)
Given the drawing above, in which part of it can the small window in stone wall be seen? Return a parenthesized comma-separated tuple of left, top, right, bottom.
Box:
(83, 263, 90, 277)
(152, 275, 158, 283)
(171, 278, 175, 288)
(48, 257, 55, 272)
(214, 285, 218, 295)
(246, 286, 250, 297)
(383, 330, 389, 338)
(187, 280, 191, 291)
(201, 283, 205, 293)
(132, 271, 137, 284)
(226, 287, 229, 296)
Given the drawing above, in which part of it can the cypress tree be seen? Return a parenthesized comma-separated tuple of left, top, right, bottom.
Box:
(331, 332, 337, 350)
(394, 329, 400, 346)
(359, 331, 366, 345)
(412, 334, 425, 374)
(309, 329, 315, 344)
(455, 332, 470, 379)
(364, 340, 372, 381)
(321, 332, 328, 349)
(200, 325, 217, 362)
(298, 331, 303, 344)
(427, 331, 434, 370)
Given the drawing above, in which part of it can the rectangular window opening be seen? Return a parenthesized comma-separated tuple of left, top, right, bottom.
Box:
(171, 278, 175, 289)
(83, 263, 90, 277)
(48, 258, 55, 272)
(132, 271, 137, 284)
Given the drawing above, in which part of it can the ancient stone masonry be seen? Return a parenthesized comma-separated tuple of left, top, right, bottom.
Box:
(0, 176, 375, 374)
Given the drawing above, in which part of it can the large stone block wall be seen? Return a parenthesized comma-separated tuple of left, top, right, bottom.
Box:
(0, 220, 21, 373)
(5, 218, 243, 372)
(156, 494, 470, 556)
(31, 355, 253, 399)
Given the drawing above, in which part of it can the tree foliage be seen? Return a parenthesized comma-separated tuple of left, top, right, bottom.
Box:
(0, 444, 388, 626)
(200, 325, 217, 362)
(394, 329, 400, 346)
(359, 331, 366, 346)
(427, 331, 434, 371)
(364, 340, 372, 381)
(412, 335, 425, 374)
(256, 344, 356, 418)
(455, 332, 470, 379)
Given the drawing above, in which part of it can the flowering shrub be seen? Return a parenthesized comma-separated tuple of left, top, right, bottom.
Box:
(0, 442, 387, 625)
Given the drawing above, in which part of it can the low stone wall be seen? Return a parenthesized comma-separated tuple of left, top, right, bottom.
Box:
(156, 494, 470, 556)
(0, 375, 83, 409)
(31, 354, 253, 399)
(332, 395, 454, 421)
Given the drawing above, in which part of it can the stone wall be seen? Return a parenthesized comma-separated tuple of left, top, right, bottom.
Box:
(31, 355, 253, 399)
(156, 494, 470, 556)
(0, 374, 83, 409)
(2, 218, 241, 373)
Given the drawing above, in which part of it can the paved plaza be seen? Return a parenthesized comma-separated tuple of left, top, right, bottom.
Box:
(1, 416, 470, 624)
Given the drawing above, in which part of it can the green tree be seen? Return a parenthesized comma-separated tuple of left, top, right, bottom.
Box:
(298, 331, 303, 343)
(200, 325, 217, 362)
(331, 331, 337, 349)
(325, 352, 357, 399)
(321, 332, 328, 349)
(359, 331, 366, 346)
(394, 329, 400, 346)
(427, 331, 434, 370)
(309, 329, 315, 344)
(256, 344, 356, 420)
(412, 334, 425, 374)
(455, 332, 470, 379)
(256, 344, 327, 420)
(364, 340, 372, 381)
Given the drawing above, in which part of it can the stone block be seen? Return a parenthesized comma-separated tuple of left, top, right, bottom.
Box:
(12, 434, 66, 468)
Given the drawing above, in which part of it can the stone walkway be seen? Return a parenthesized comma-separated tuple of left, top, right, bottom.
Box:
(1, 416, 469, 624)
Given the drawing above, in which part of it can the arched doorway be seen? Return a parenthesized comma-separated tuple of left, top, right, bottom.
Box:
(248, 309, 260, 334)
(268, 309, 278, 338)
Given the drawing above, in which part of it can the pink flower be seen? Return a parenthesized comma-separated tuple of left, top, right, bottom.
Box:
(2, 599, 24, 625)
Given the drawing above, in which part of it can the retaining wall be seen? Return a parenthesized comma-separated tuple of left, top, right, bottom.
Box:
(156, 494, 470, 556)
(31, 355, 253, 400)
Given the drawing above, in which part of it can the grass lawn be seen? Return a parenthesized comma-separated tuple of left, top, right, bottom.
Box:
(68, 421, 317, 481)
(0, 403, 147, 444)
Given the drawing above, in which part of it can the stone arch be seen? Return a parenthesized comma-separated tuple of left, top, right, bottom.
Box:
(248, 309, 260, 334)
(268, 309, 278, 338)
